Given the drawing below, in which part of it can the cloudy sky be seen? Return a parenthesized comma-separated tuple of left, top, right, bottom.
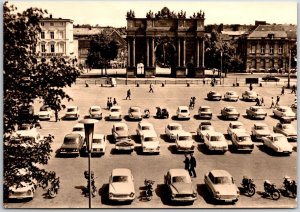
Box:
(9, 1, 297, 27)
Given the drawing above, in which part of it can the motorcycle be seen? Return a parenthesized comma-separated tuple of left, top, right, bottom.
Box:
(143, 108, 150, 118)
(144, 179, 155, 201)
(47, 177, 60, 198)
(156, 107, 169, 119)
(240, 176, 256, 197)
(282, 176, 297, 198)
(263, 180, 281, 200)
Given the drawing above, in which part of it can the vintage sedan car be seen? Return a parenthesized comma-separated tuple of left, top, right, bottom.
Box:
(141, 130, 160, 154)
(246, 106, 267, 120)
(176, 106, 190, 120)
(198, 106, 213, 119)
(273, 106, 296, 122)
(231, 132, 254, 152)
(204, 169, 239, 203)
(242, 91, 258, 102)
(175, 131, 195, 152)
(227, 121, 246, 138)
(261, 75, 280, 82)
(60, 133, 84, 156)
(128, 106, 143, 120)
(112, 123, 134, 152)
(71, 123, 85, 139)
(204, 131, 228, 153)
(291, 103, 297, 115)
(91, 134, 106, 155)
(251, 123, 271, 141)
(109, 105, 122, 121)
(165, 123, 184, 140)
(197, 122, 215, 141)
(262, 133, 293, 155)
(221, 106, 240, 120)
(224, 91, 239, 101)
(108, 168, 135, 202)
(273, 123, 297, 142)
(207, 91, 222, 101)
(38, 105, 53, 120)
(64, 106, 80, 119)
(13, 128, 42, 143)
(136, 122, 155, 138)
(164, 169, 197, 203)
(89, 106, 102, 119)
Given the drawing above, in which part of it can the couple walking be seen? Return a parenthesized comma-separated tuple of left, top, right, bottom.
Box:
(184, 153, 197, 178)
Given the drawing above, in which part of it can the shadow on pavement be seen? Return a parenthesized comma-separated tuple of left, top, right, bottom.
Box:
(160, 134, 173, 143)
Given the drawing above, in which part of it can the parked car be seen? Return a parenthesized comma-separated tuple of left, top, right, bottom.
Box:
(60, 133, 84, 156)
(290, 103, 297, 115)
(141, 130, 160, 154)
(204, 131, 228, 153)
(262, 133, 293, 155)
(262, 75, 280, 82)
(207, 91, 222, 101)
(197, 122, 215, 141)
(246, 106, 267, 120)
(71, 123, 85, 139)
(231, 132, 254, 152)
(109, 106, 122, 121)
(273, 123, 297, 142)
(224, 91, 239, 101)
(204, 169, 239, 203)
(90, 134, 106, 155)
(251, 123, 271, 141)
(273, 106, 296, 122)
(176, 106, 190, 120)
(221, 106, 240, 120)
(164, 169, 197, 203)
(165, 123, 183, 140)
(136, 122, 155, 138)
(175, 131, 195, 152)
(13, 129, 42, 143)
(242, 91, 258, 101)
(112, 123, 134, 152)
(128, 106, 143, 120)
(89, 106, 102, 120)
(198, 106, 213, 119)
(108, 168, 135, 202)
(64, 106, 80, 120)
(227, 121, 246, 138)
(38, 105, 53, 120)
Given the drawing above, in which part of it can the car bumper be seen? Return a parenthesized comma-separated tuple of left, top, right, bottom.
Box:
(253, 114, 267, 119)
(115, 146, 134, 151)
(177, 146, 195, 152)
(38, 115, 51, 120)
(128, 116, 142, 120)
(171, 195, 197, 202)
(60, 150, 80, 155)
(143, 147, 160, 153)
(64, 114, 78, 119)
(215, 196, 239, 203)
(109, 194, 135, 201)
(208, 146, 228, 152)
(235, 145, 254, 151)
(199, 113, 212, 118)
(90, 114, 102, 119)
(287, 136, 297, 142)
(109, 116, 122, 120)
(177, 115, 190, 119)
(8, 192, 34, 199)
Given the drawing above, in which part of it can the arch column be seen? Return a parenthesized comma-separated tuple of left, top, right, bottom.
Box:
(133, 37, 136, 66)
(146, 38, 149, 67)
(151, 38, 155, 67)
(202, 38, 205, 67)
(196, 38, 200, 67)
(183, 38, 186, 67)
(177, 38, 181, 66)
(127, 38, 131, 67)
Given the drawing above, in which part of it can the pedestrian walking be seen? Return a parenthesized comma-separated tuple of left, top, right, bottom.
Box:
(255, 97, 260, 106)
(270, 97, 275, 108)
(149, 83, 154, 93)
(281, 86, 285, 95)
(113, 98, 117, 106)
(189, 97, 193, 109)
(183, 153, 190, 171)
(249, 83, 253, 91)
(126, 89, 131, 100)
(107, 97, 110, 109)
(291, 85, 296, 94)
(54, 109, 59, 122)
(189, 153, 197, 178)
(275, 96, 280, 107)
(109, 97, 113, 108)
(192, 97, 196, 108)
(261, 97, 265, 106)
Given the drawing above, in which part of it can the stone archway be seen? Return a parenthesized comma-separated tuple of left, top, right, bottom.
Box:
(154, 40, 176, 76)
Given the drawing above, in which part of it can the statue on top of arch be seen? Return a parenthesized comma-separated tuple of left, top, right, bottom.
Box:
(190, 10, 205, 19)
(177, 10, 186, 19)
(126, 9, 135, 18)
(146, 10, 154, 18)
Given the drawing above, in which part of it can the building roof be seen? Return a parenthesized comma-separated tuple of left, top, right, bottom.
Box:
(248, 25, 287, 38)
(73, 27, 105, 36)
(41, 18, 73, 23)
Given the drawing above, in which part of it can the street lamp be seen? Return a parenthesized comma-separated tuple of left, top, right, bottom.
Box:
(79, 118, 99, 208)
(287, 49, 291, 89)
(220, 51, 223, 85)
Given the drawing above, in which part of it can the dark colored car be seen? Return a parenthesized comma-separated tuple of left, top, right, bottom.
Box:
(207, 91, 222, 101)
(60, 133, 84, 156)
(262, 75, 280, 82)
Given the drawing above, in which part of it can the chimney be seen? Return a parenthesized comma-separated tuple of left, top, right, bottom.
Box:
(50, 14, 53, 19)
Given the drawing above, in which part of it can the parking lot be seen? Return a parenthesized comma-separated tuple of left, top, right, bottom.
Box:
(4, 78, 297, 208)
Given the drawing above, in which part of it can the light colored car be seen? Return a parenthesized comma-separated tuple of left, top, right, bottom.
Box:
(108, 168, 135, 202)
(242, 91, 258, 101)
(38, 105, 53, 120)
(112, 123, 134, 151)
(227, 121, 245, 138)
(221, 106, 240, 120)
(262, 133, 293, 155)
(273, 106, 296, 121)
(164, 169, 197, 203)
(207, 91, 222, 101)
(60, 133, 84, 156)
(175, 131, 195, 152)
(273, 123, 297, 142)
(224, 91, 239, 101)
(246, 106, 267, 120)
(91, 134, 106, 155)
(204, 169, 239, 203)
(198, 106, 212, 119)
(197, 122, 215, 141)
(251, 123, 271, 141)
(176, 106, 190, 120)
(231, 132, 254, 152)
(291, 103, 297, 115)
(89, 106, 102, 119)
(109, 105, 122, 121)
(136, 122, 155, 138)
(204, 131, 228, 153)
(64, 106, 80, 119)
(71, 123, 85, 139)
(128, 106, 142, 120)
(141, 130, 160, 154)
(13, 129, 42, 143)
(165, 123, 184, 140)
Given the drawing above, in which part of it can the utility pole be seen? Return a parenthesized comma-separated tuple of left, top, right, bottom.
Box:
(288, 49, 291, 89)
(220, 51, 223, 85)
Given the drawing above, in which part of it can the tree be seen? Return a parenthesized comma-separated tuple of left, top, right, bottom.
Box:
(86, 31, 119, 74)
(3, 2, 80, 196)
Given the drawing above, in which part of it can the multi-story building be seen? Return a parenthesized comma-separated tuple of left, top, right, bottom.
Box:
(36, 15, 75, 60)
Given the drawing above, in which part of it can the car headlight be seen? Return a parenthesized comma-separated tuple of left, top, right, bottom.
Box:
(156, 146, 160, 150)
(27, 190, 32, 195)
(192, 192, 197, 197)
(129, 192, 134, 197)
(109, 193, 113, 198)
(171, 194, 176, 198)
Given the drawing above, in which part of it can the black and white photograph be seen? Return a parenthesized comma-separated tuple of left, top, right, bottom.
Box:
(3, 0, 297, 208)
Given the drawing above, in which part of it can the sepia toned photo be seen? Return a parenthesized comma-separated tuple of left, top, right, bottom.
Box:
(3, 0, 297, 208)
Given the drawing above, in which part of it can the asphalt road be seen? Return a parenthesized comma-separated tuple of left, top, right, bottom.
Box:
(4, 79, 297, 208)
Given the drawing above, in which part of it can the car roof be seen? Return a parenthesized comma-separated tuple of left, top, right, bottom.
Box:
(90, 105, 101, 109)
(168, 123, 182, 127)
(168, 169, 190, 177)
(233, 131, 250, 137)
(177, 131, 192, 136)
(130, 106, 141, 109)
(143, 130, 157, 137)
(178, 106, 189, 110)
(139, 122, 153, 127)
(111, 105, 121, 109)
(254, 123, 268, 127)
(67, 106, 77, 109)
(114, 122, 127, 127)
(93, 134, 105, 139)
(210, 169, 232, 178)
(207, 131, 223, 136)
(200, 121, 211, 125)
(112, 168, 132, 176)
(229, 121, 243, 125)
(65, 133, 81, 138)
(73, 123, 84, 128)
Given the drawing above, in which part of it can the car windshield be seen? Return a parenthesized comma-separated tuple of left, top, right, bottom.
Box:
(232, 125, 243, 129)
(112, 176, 128, 183)
(256, 126, 268, 130)
(111, 108, 120, 112)
(67, 108, 76, 112)
(91, 108, 100, 112)
(201, 108, 209, 112)
(93, 138, 103, 144)
(40, 106, 49, 111)
(248, 91, 255, 95)
(202, 125, 213, 130)
(116, 126, 125, 131)
(211, 136, 222, 141)
(181, 109, 188, 113)
(282, 125, 294, 130)
(214, 176, 233, 184)
(170, 126, 181, 130)
(130, 108, 139, 112)
(179, 136, 191, 141)
(228, 92, 235, 95)
(64, 137, 77, 144)
(144, 137, 156, 142)
(273, 136, 287, 143)
(172, 176, 190, 183)
(142, 126, 151, 130)
(73, 127, 83, 132)
(238, 136, 251, 142)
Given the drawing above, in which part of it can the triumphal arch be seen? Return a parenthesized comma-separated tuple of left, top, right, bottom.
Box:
(126, 7, 205, 78)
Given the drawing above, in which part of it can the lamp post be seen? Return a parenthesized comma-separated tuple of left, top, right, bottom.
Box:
(288, 49, 291, 89)
(220, 51, 223, 85)
(79, 118, 99, 208)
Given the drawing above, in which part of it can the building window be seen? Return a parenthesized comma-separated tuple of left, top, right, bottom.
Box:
(41, 22, 44, 26)
(278, 45, 283, 54)
(269, 45, 274, 54)
(50, 22, 54, 26)
(50, 32, 54, 39)
(41, 44, 46, 52)
(41, 32, 45, 39)
(59, 31, 63, 39)
(251, 44, 256, 54)
(50, 44, 55, 53)
(260, 45, 265, 54)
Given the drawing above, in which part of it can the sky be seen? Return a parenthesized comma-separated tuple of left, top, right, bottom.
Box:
(9, 1, 297, 27)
